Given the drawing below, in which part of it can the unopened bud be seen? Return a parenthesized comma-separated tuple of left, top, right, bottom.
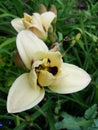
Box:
(48, 25, 53, 34)
(49, 32, 57, 43)
(71, 39, 76, 46)
(39, 4, 47, 14)
(50, 5, 57, 15)
(75, 33, 81, 41)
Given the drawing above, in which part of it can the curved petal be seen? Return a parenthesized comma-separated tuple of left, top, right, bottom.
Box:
(30, 13, 47, 40)
(44, 51, 62, 68)
(11, 18, 25, 32)
(16, 30, 48, 69)
(38, 70, 55, 86)
(49, 63, 91, 94)
(41, 11, 56, 31)
(31, 13, 44, 31)
(23, 13, 32, 28)
(29, 69, 37, 89)
(7, 73, 45, 113)
(34, 51, 62, 68)
(29, 26, 46, 40)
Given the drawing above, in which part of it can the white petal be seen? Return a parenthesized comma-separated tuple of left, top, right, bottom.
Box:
(29, 69, 37, 89)
(49, 63, 91, 94)
(7, 73, 45, 113)
(11, 18, 25, 32)
(31, 13, 44, 31)
(16, 30, 48, 69)
(38, 70, 55, 86)
(29, 26, 46, 40)
(23, 13, 33, 28)
(29, 13, 47, 40)
(41, 11, 56, 31)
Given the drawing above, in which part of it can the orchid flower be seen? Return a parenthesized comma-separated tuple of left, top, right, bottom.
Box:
(7, 30, 91, 113)
(11, 11, 56, 40)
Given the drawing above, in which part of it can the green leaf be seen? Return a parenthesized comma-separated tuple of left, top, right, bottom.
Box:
(94, 119, 98, 127)
(0, 37, 16, 49)
(55, 112, 94, 130)
(31, 99, 53, 120)
(57, 31, 63, 42)
(84, 104, 97, 119)
(14, 122, 27, 130)
(0, 13, 16, 18)
(47, 109, 55, 130)
(55, 112, 81, 130)
(12, 0, 23, 17)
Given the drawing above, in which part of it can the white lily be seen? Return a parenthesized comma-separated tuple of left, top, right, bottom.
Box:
(7, 30, 91, 113)
(11, 11, 56, 40)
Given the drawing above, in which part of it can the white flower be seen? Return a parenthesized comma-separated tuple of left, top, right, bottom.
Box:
(11, 11, 56, 40)
(7, 30, 91, 113)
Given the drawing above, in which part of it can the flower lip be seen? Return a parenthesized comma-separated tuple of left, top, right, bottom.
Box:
(33, 54, 60, 77)
(32, 53, 61, 87)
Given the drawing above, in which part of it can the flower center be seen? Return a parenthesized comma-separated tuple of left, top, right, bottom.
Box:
(35, 58, 58, 76)
(34, 58, 58, 87)
(48, 66, 58, 75)
(31, 51, 62, 87)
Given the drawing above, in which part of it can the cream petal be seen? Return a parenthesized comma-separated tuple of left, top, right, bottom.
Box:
(29, 26, 46, 40)
(11, 18, 25, 32)
(23, 20, 32, 29)
(16, 30, 48, 69)
(30, 13, 47, 40)
(7, 73, 45, 113)
(34, 51, 62, 68)
(41, 11, 56, 31)
(23, 13, 33, 28)
(49, 63, 91, 94)
(31, 13, 44, 31)
(29, 69, 37, 89)
(24, 13, 32, 22)
(44, 51, 62, 68)
(38, 70, 55, 86)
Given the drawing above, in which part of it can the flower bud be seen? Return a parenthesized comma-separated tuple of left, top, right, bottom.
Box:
(48, 25, 53, 34)
(49, 32, 57, 43)
(75, 33, 81, 41)
(50, 5, 57, 15)
(71, 39, 76, 46)
(39, 4, 47, 14)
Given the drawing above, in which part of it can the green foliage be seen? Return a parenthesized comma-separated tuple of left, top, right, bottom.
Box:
(84, 104, 97, 119)
(0, 0, 98, 129)
(55, 104, 98, 130)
